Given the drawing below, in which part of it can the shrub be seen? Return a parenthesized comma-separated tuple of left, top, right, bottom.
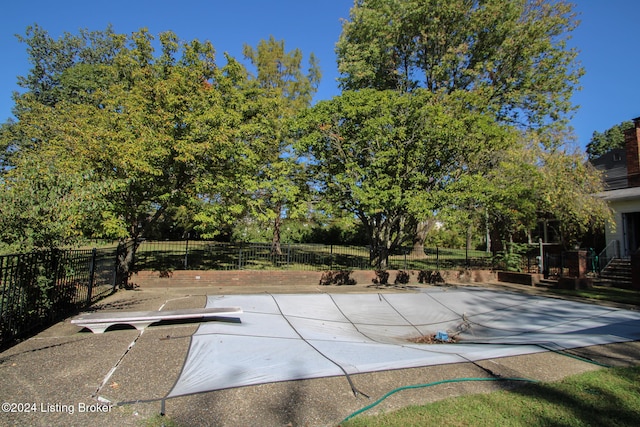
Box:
(319, 270, 356, 286)
(372, 270, 390, 285)
(394, 270, 410, 285)
(418, 270, 445, 284)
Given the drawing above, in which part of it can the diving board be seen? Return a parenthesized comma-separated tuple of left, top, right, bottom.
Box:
(71, 307, 243, 334)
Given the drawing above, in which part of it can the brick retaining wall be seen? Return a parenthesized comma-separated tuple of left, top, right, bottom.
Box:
(131, 269, 496, 288)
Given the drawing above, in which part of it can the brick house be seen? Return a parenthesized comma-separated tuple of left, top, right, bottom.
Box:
(594, 117, 640, 263)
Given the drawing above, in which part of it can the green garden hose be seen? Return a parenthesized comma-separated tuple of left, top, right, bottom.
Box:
(340, 377, 539, 424)
(341, 348, 613, 424)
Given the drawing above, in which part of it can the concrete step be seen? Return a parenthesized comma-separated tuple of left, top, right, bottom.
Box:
(597, 257, 633, 287)
(536, 279, 558, 288)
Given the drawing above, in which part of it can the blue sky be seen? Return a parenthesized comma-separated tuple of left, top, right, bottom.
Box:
(1, 0, 638, 152)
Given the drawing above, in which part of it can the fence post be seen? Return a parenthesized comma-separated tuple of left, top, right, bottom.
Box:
(330, 244, 334, 270)
(539, 239, 544, 275)
(543, 252, 549, 279)
(112, 242, 123, 290)
(436, 247, 440, 270)
(87, 248, 96, 305)
(184, 236, 190, 269)
(49, 249, 61, 321)
(465, 245, 469, 268)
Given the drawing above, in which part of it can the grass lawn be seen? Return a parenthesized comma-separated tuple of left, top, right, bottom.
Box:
(131, 240, 492, 271)
(340, 287, 640, 426)
(145, 366, 640, 427)
(341, 366, 640, 427)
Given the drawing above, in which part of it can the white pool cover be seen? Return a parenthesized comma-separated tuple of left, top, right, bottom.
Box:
(167, 287, 640, 398)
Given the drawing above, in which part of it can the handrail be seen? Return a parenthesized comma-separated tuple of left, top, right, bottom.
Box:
(598, 240, 619, 260)
(597, 240, 619, 273)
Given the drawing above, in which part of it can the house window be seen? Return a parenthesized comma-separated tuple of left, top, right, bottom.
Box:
(613, 153, 622, 162)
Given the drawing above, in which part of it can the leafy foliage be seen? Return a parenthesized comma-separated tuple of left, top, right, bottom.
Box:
(236, 37, 320, 254)
(0, 27, 274, 286)
(446, 136, 611, 249)
(296, 89, 509, 266)
(324, 0, 597, 258)
(493, 242, 530, 272)
(394, 270, 410, 284)
(372, 270, 390, 285)
(337, 0, 583, 136)
(319, 270, 356, 286)
(586, 120, 634, 159)
(0, 6, 610, 277)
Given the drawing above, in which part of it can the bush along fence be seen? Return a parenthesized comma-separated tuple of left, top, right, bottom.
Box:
(0, 247, 120, 348)
(132, 240, 496, 272)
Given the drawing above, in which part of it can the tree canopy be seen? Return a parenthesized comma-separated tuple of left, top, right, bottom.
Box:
(0, 27, 278, 283)
(586, 120, 634, 160)
(320, 0, 607, 258)
(3, 27, 250, 240)
(296, 89, 511, 265)
(238, 36, 320, 254)
(446, 135, 611, 250)
(0, 4, 613, 271)
(336, 0, 583, 137)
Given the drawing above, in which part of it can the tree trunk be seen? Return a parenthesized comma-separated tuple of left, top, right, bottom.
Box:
(115, 238, 140, 289)
(271, 205, 283, 256)
(369, 225, 389, 269)
(370, 244, 388, 269)
(410, 220, 435, 258)
(485, 209, 491, 253)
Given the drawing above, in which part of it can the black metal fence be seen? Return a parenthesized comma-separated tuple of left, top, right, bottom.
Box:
(542, 250, 602, 280)
(133, 240, 494, 272)
(0, 247, 119, 348)
(2, 239, 574, 348)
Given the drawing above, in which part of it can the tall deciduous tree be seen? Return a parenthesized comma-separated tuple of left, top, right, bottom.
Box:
(0, 27, 251, 284)
(241, 36, 320, 254)
(447, 136, 611, 250)
(334, 0, 591, 254)
(337, 0, 583, 134)
(536, 146, 610, 246)
(296, 89, 510, 267)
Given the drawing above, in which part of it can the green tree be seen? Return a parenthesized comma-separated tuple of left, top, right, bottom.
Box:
(15, 24, 125, 107)
(0, 158, 107, 253)
(336, 0, 582, 134)
(1, 25, 125, 174)
(447, 139, 540, 251)
(536, 146, 610, 247)
(586, 121, 634, 159)
(0, 27, 252, 283)
(296, 89, 510, 267)
(334, 0, 584, 256)
(241, 36, 320, 254)
(448, 136, 610, 252)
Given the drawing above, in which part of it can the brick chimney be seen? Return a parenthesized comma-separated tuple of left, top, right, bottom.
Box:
(625, 116, 640, 187)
